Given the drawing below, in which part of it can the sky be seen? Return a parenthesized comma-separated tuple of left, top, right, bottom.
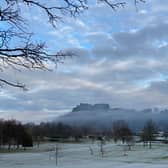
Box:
(1, 0, 168, 123)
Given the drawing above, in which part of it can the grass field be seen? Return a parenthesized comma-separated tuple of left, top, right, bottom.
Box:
(1, 141, 168, 168)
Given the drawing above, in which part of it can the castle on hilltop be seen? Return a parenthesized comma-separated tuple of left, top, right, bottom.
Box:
(72, 103, 110, 112)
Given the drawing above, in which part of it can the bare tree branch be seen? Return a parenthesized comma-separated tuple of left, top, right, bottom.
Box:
(99, 0, 126, 10)
(0, 78, 26, 89)
(0, 0, 146, 88)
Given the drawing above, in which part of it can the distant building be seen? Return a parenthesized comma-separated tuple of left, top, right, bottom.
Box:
(72, 103, 110, 112)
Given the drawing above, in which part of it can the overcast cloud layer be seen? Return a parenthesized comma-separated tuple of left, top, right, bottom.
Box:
(1, 0, 168, 123)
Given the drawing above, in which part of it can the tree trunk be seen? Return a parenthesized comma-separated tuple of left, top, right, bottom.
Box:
(8, 143, 11, 151)
(149, 141, 152, 149)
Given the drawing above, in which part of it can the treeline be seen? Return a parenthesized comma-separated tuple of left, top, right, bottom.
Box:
(0, 118, 166, 151)
(27, 122, 96, 142)
(25, 119, 162, 149)
(0, 119, 33, 150)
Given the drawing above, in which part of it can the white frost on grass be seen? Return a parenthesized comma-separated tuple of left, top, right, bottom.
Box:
(1, 142, 168, 168)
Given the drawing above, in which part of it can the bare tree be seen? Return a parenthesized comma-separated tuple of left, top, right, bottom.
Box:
(0, 0, 146, 89)
(89, 146, 94, 155)
(55, 144, 59, 166)
(112, 120, 133, 144)
(140, 119, 158, 149)
(98, 137, 105, 157)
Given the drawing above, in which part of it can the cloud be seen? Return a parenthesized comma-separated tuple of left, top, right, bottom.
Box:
(1, 0, 168, 122)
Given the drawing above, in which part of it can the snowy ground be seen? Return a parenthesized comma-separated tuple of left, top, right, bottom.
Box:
(1, 141, 168, 168)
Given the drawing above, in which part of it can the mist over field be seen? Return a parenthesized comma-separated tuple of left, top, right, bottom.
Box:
(56, 103, 168, 131)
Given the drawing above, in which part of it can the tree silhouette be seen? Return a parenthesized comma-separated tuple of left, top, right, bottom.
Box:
(112, 120, 133, 144)
(141, 119, 158, 149)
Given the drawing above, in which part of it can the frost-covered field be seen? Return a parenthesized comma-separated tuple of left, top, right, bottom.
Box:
(1, 142, 168, 168)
